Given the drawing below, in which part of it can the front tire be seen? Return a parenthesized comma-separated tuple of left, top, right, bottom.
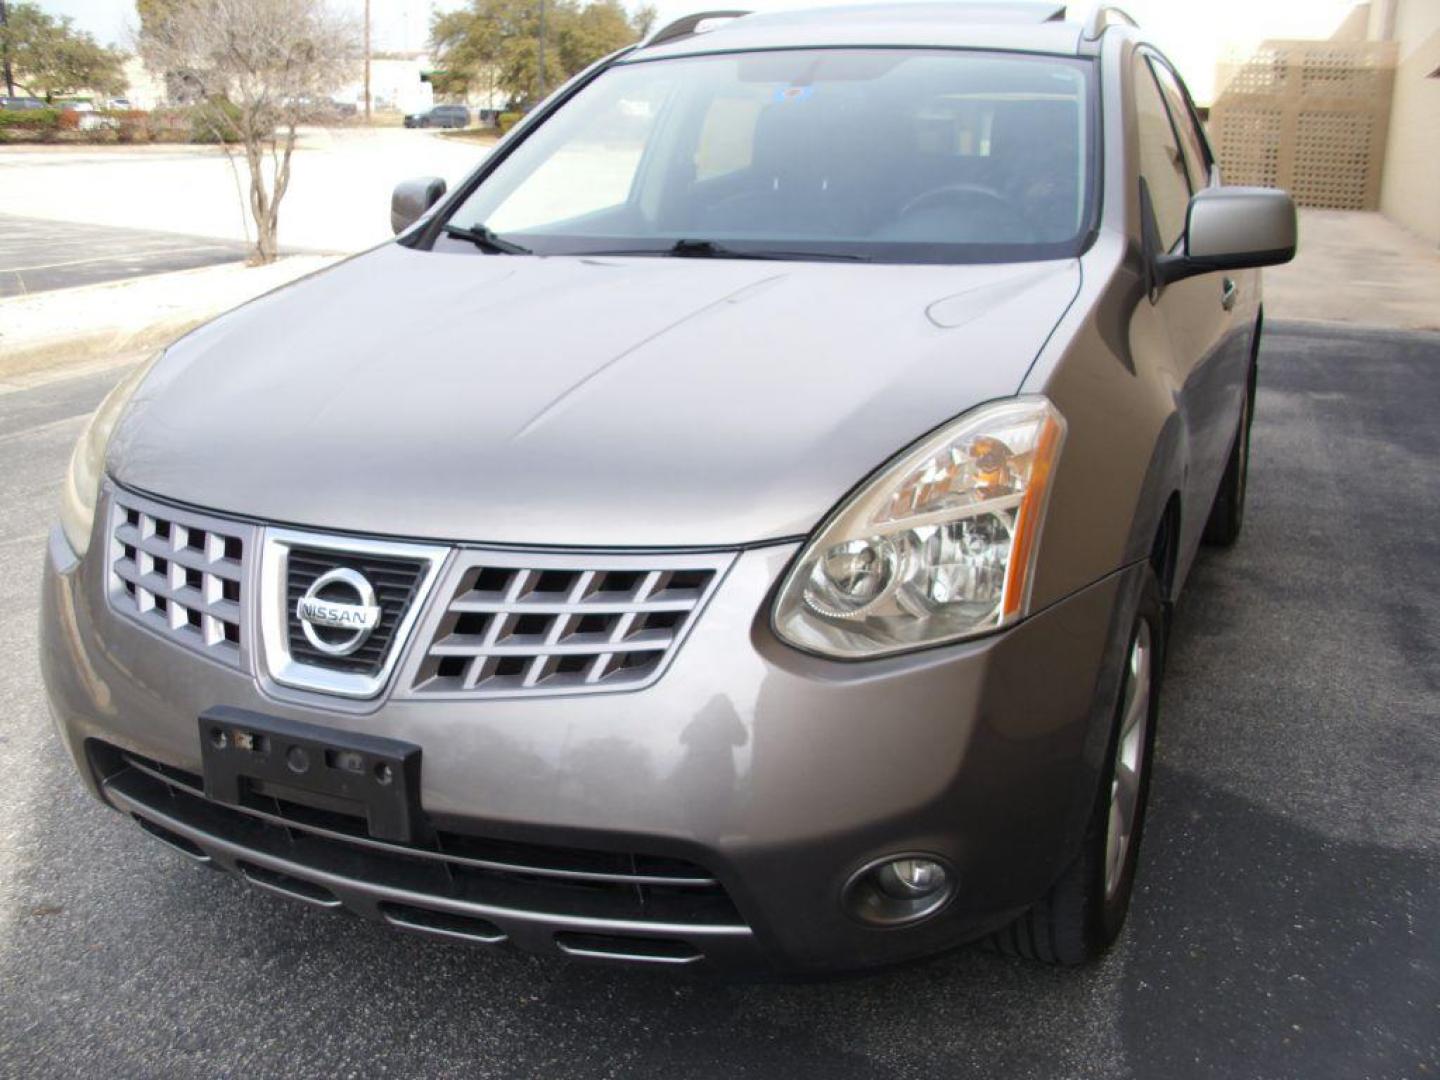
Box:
(991, 568, 1165, 965)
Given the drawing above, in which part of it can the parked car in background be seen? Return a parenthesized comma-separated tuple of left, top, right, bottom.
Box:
(58, 101, 117, 132)
(42, 2, 1297, 975)
(404, 104, 471, 129)
(108, 98, 133, 110)
(0, 96, 48, 110)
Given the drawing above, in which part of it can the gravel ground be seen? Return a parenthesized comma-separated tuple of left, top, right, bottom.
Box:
(0, 323, 1435, 1080)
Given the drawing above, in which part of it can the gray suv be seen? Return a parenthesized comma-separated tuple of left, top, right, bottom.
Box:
(41, 2, 1296, 973)
(404, 104, 471, 129)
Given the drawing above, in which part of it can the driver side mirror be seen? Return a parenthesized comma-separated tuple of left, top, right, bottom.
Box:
(1156, 187, 1297, 286)
(391, 176, 447, 235)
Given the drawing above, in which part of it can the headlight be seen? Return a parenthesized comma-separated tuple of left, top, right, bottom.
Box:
(773, 397, 1066, 658)
(59, 352, 163, 557)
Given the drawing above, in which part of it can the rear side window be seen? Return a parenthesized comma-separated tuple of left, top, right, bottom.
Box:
(1133, 55, 1191, 251)
(1149, 58, 1211, 193)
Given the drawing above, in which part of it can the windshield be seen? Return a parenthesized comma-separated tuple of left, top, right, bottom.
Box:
(444, 49, 1095, 263)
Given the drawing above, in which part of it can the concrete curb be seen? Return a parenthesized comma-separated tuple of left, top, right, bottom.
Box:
(0, 254, 343, 384)
(0, 314, 209, 382)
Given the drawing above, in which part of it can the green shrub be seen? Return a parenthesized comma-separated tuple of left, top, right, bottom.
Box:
(498, 110, 525, 135)
(0, 107, 60, 131)
(187, 98, 243, 143)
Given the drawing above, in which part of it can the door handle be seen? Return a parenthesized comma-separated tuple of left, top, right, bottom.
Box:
(1220, 277, 1238, 311)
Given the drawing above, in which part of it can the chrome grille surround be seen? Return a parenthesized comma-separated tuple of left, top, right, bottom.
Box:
(105, 487, 732, 701)
(397, 550, 735, 700)
(259, 529, 449, 701)
(107, 487, 255, 670)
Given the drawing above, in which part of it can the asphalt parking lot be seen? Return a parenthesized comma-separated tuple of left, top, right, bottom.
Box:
(0, 216, 252, 298)
(0, 323, 1436, 1080)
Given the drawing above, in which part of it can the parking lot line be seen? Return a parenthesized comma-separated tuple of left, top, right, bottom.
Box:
(0, 244, 242, 275)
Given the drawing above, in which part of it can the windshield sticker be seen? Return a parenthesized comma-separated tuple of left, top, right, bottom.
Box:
(773, 85, 815, 103)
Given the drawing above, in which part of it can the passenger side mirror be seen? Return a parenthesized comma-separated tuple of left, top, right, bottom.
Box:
(391, 176, 447, 235)
(1156, 187, 1297, 286)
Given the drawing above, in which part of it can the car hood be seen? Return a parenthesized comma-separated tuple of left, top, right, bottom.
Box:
(111, 244, 1080, 547)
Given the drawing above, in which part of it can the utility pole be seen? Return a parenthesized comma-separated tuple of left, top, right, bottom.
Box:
(0, 0, 15, 99)
(363, 0, 372, 122)
(536, 0, 547, 100)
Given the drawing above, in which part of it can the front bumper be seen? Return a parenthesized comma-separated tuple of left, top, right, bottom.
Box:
(40, 503, 1140, 974)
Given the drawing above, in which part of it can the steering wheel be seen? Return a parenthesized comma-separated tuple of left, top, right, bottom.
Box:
(897, 183, 1036, 242)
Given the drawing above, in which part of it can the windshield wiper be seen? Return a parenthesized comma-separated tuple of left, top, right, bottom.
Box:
(585, 239, 871, 262)
(442, 222, 531, 255)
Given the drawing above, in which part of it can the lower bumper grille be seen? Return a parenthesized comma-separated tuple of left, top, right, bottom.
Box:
(91, 742, 753, 963)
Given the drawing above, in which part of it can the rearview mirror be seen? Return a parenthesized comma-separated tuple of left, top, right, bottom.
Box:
(391, 176, 447, 235)
(1156, 187, 1297, 286)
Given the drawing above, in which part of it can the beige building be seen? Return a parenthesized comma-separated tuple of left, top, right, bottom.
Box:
(119, 57, 168, 111)
(1364, 0, 1440, 245)
(334, 53, 437, 115)
(1212, 0, 1439, 246)
(121, 51, 505, 120)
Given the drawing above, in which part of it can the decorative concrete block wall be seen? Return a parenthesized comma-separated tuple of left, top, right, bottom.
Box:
(1211, 40, 1398, 211)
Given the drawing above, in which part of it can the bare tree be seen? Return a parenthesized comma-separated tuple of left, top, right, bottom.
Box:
(139, 0, 360, 264)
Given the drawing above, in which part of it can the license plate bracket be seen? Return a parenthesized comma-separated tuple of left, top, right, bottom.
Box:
(199, 706, 422, 843)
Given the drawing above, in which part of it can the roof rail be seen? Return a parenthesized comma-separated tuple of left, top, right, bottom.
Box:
(1081, 5, 1138, 40)
(645, 10, 751, 49)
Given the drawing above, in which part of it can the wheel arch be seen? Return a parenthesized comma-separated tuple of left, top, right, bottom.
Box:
(1150, 492, 1182, 609)
(1120, 405, 1188, 607)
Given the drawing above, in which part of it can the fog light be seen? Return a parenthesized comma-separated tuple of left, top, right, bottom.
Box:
(844, 853, 955, 927)
(875, 858, 948, 900)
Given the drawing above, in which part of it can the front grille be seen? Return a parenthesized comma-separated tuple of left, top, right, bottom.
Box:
(103, 491, 729, 701)
(402, 552, 733, 698)
(108, 490, 252, 668)
(285, 548, 428, 675)
(93, 743, 745, 930)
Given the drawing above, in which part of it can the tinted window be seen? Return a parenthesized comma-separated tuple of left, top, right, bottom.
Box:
(1149, 58, 1211, 193)
(446, 50, 1096, 263)
(1133, 55, 1191, 251)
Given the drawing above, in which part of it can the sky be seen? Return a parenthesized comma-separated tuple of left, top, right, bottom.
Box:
(40, 0, 1360, 103)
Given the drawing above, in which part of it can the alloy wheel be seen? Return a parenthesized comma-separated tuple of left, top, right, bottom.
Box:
(1104, 621, 1153, 900)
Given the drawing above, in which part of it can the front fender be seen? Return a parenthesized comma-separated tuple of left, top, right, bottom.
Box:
(1022, 233, 1190, 611)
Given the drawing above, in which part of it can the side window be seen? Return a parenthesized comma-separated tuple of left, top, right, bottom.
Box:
(1133, 55, 1191, 251)
(693, 87, 769, 181)
(1149, 58, 1212, 193)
